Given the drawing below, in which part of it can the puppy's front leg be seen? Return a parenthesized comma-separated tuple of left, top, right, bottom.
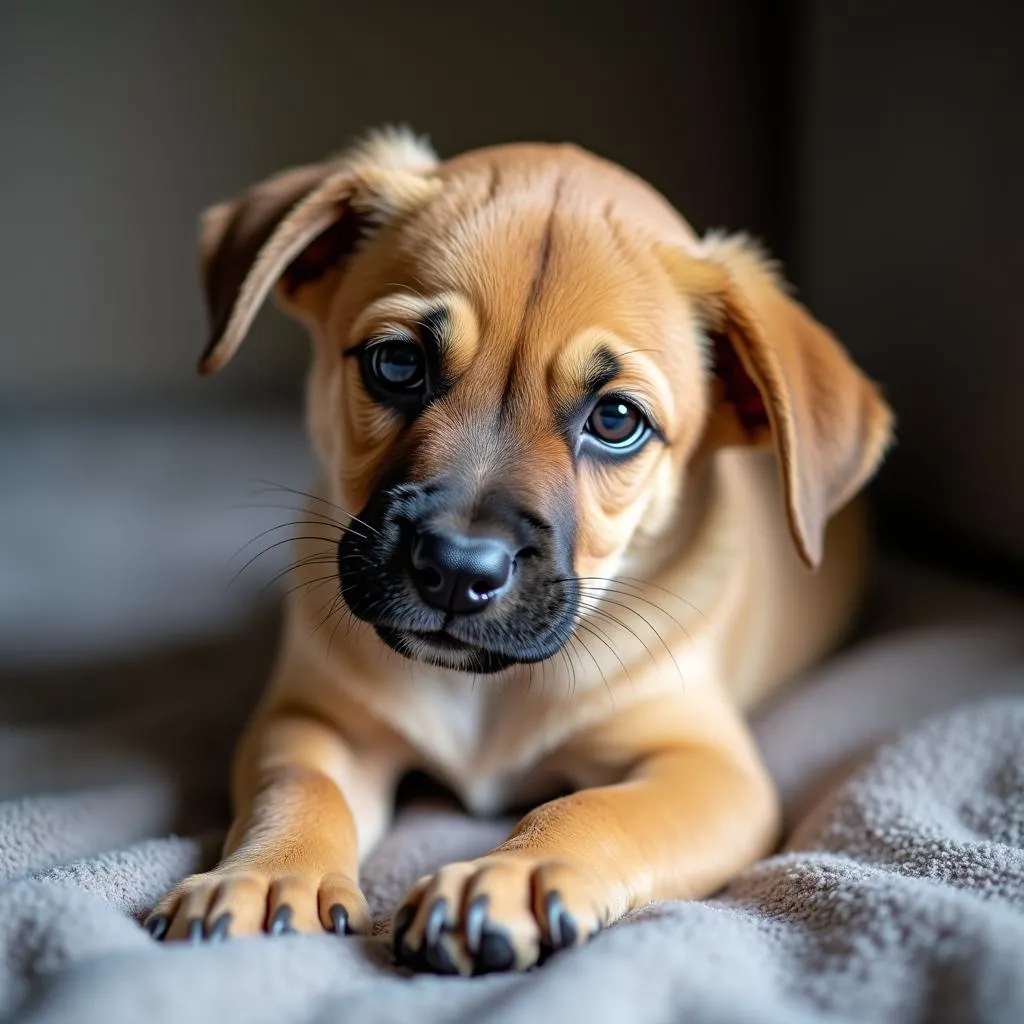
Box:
(393, 691, 779, 974)
(147, 705, 394, 941)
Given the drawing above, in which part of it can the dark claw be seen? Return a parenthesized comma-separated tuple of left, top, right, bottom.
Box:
(424, 897, 449, 948)
(391, 904, 415, 957)
(145, 915, 169, 941)
(465, 895, 489, 955)
(474, 928, 516, 974)
(421, 897, 459, 974)
(329, 904, 350, 936)
(423, 935, 459, 975)
(269, 905, 295, 936)
(545, 892, 578, 950)
(464, 894, 516, 974)
(207, 912, 232, 942)
(186, 918, 204, 944)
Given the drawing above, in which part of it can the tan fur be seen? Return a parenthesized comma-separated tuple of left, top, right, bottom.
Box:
(148, 128, 893, 972)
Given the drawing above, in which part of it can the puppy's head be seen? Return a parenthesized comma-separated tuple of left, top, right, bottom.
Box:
(199, 128, 893, 673)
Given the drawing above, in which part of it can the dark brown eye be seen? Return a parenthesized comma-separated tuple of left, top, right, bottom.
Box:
(585, 398, 648, 449)
(368, 341, 425, 391)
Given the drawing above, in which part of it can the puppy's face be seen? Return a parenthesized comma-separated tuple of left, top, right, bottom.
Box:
(306, 150, 708, 672)
(198, 131, 893, 673)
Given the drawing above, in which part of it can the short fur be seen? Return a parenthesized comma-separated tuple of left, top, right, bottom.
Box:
(148, 128, 893, 973)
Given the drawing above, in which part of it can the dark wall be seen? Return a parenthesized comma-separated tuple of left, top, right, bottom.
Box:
(792, 1, 1024, 562)
(0, 0, 784, 409)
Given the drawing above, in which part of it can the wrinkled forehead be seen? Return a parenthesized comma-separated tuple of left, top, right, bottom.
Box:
(350, 163, 703, 430)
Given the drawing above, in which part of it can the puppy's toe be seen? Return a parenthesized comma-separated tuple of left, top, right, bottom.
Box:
(391, 855, 612, 975)
(146, 869, 369, 942)
(318, 872, 371, 936)
(149, 874, 223, 942)
(462, 861, 541, 973)
(205, 872, 272, 938)
(146, 871, 267, 942)
(531, 862, 605, 951)
(393, 863, 477, 974)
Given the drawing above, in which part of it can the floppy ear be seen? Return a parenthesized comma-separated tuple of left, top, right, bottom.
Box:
(661, 234, 894, 569)
(197, 127, 440, 376)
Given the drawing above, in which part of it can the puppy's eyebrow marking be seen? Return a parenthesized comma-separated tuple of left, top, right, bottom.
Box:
(417, 307, 449, 353)
(417, 306, 458, 394)
(578, 347, 621, 398)
(556, 346, 622, 426)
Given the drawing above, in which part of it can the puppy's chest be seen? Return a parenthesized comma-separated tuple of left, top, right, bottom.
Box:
(384, 675, 588, 815)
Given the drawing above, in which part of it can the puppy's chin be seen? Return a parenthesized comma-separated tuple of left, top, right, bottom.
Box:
(375, 625, 519, 674)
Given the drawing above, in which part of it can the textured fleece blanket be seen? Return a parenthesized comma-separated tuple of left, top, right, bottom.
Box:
(1, 655, 1023, 1024)
(3, 415, 1024, 1023)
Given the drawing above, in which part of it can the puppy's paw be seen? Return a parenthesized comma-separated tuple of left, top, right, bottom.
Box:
(392, 856, 608, 975)
(144, 868, 370, 942)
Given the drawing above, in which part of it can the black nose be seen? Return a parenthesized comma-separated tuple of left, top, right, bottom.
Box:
(410, 529, 516, 613)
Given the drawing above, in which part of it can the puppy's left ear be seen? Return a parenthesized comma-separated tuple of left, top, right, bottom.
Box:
(661, 234, 894, 569)
(197, 127, 440, 376)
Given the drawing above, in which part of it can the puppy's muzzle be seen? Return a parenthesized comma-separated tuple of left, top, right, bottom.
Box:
(337, 476, 579, 672)
(410, 529, 517, 614)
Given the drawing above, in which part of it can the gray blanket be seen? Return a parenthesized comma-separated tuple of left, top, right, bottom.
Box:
(2, 658, 1023, 1023)
(3, 416, 1024, 1023)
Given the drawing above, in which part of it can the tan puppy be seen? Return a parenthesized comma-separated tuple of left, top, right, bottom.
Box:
(147, 128, 892, 974)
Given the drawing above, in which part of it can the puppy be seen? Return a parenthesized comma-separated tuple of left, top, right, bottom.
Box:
(147, 128, 893, 974)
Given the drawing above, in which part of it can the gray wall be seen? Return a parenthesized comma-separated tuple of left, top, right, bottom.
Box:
(793, 2, 1024, 561)
(0, 0, 781, 410)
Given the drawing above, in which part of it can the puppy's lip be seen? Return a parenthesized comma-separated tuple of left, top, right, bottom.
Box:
(406, 628, 470, 652)
(375, 623, 477, 653)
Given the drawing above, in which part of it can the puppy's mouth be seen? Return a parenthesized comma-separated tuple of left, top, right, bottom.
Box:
(376, 625, 519, 674)
(337, 476, 579, 675)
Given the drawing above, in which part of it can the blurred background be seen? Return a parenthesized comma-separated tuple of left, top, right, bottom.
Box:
(1, 0, 1021, 672)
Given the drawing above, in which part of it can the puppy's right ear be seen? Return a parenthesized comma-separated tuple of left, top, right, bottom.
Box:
(197, 127, 440, 376)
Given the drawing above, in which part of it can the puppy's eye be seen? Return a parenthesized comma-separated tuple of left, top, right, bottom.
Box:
(364, 340, 427, 396)
(585, 398, 650, 451)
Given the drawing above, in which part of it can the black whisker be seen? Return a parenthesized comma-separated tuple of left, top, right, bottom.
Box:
(327, 601, 355, 657)
(228, 520, 348, 565)
(575, 583, 691, 642)
(233, 511, 369, 546)
(576, 599, 659, 673)
(557, 645, 575, 701)
(579, 594, 684, 684)
(258, 557, 337, 599)
(581, 575, 706, 619)
(311, 594, 341, 635)
(230, 503, 348, 530)
(563, 577, 696, 634)
(278, 573, 340, 603)
(311, 580, 348, 620)
(573, 618, 634, 692)
(228, 535, 343, 589)
(571, 626, 615, 707)
(250, 480, 383, 538)
(235, 539, 363, 600)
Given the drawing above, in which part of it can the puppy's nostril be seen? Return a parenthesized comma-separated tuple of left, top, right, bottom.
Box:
(469, 579, 495, 600)
(420, 567, 444, 591)
(469, 559, 517, 600)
